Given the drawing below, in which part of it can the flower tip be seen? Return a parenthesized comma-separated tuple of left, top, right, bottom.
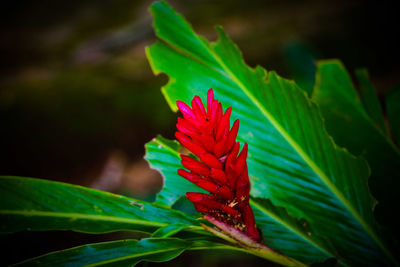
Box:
(177, 100, 195, 119)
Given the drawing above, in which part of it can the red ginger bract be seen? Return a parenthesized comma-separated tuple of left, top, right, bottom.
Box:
(175, 88, 261, 241)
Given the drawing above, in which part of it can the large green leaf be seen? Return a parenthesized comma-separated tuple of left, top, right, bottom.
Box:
(145, 1, 396, 265)
(312, 61, 400, 230)
(146, 136, 336, 265)
(0, 176, 205, 235)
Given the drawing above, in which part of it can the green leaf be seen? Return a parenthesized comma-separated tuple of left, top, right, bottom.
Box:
(14, 236, 306, 267)
(145, 1, 396, 265)
(355, 68, 387, 135)
(146, 136, 335, 265)
(249, 198, 335, 264)
(151, 223, 188, 238)
(312, 60, 400, 229)
(145, 135, 207, 206)
(387, 85, 400, 146)
(0, 176, 205, 235)
(283, 42, 317, 96)
(14, 238, 192, 266)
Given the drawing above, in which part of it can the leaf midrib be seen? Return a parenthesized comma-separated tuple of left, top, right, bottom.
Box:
(0, 209, 205, 233)
(152, 26, 391, 258)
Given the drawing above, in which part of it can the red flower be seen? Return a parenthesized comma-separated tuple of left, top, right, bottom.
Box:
(175, 88, 261, 241)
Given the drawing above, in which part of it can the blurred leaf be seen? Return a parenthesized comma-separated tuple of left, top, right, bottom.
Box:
(146, 136, 336, 265)
(355, 68, 387, 135)
(312, 60, 400, 229)
(284, 42, 317, 96)
(387, 85, 400, 146)
(146, 1, 396, 265)
(0, 176, 206, 235)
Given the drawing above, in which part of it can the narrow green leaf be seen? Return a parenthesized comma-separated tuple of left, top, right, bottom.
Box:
(0, 176, 205, 235)
(151, 223, 188, 238)
(15, 237, 289, 267)
(14, 238, 192, 267)
(355, 68, 387, 135)
(312, 61, 400, 230)
(145, 136, 335, 265)
(146, 2, 396, 265)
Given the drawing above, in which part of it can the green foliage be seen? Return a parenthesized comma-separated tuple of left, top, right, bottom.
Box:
(151, 223, 189, 238)
(145, 135, 207, 206)
(283, 42, 317, 96)
(1, 1, 399, 266)
(355, 68, 388, 135)
(312, 61, 400, 231)
(145, 1, 396, 265)
(14, 238, 192, 267)
(387, 85, 400, 146)
(0, 176, 204, 235)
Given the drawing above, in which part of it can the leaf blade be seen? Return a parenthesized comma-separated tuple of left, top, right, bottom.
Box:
(355, 68, 387, 135)
(0, 176, 204, 235)
(13, 238, 192, 267)
(146, 2, 396, 265)
(312, 60, 400, 233)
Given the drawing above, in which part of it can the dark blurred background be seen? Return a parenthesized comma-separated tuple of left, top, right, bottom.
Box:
(1, 0, 399, 265)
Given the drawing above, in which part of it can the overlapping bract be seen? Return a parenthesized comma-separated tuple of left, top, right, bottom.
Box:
(175, 88, 260, 241)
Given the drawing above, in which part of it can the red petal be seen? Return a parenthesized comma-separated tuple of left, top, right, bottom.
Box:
(216, 185, 234, 200)
(209, 101, 219, 130)
(177, 100, 195, 119)
(210, 168, 227, 185)
(213, 138, 227, 158)
(233, 143, 248, 175)
(186, 132, 214, 153)
(186, 118, 213, 135)
(235, 165, 250, 201)
(207, 89, 214, 119)
(176, 118, 199, 136)
(178, 169, 218, 193)
(225, 119, 239, 154)
(175, 132, 205, 157)
(225, 142, 240, 172)
(216, 107, 232, 142)
(186, 192, 214, 202)
(181, 155, 210, 177)
(242, 203, 261, 241)
(215, 103, 223, 128)
(200, 153, 223, 169)
(225, 168, 237, 190)
(190, 197, 240, 218)
(192, 96, 206, 118)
